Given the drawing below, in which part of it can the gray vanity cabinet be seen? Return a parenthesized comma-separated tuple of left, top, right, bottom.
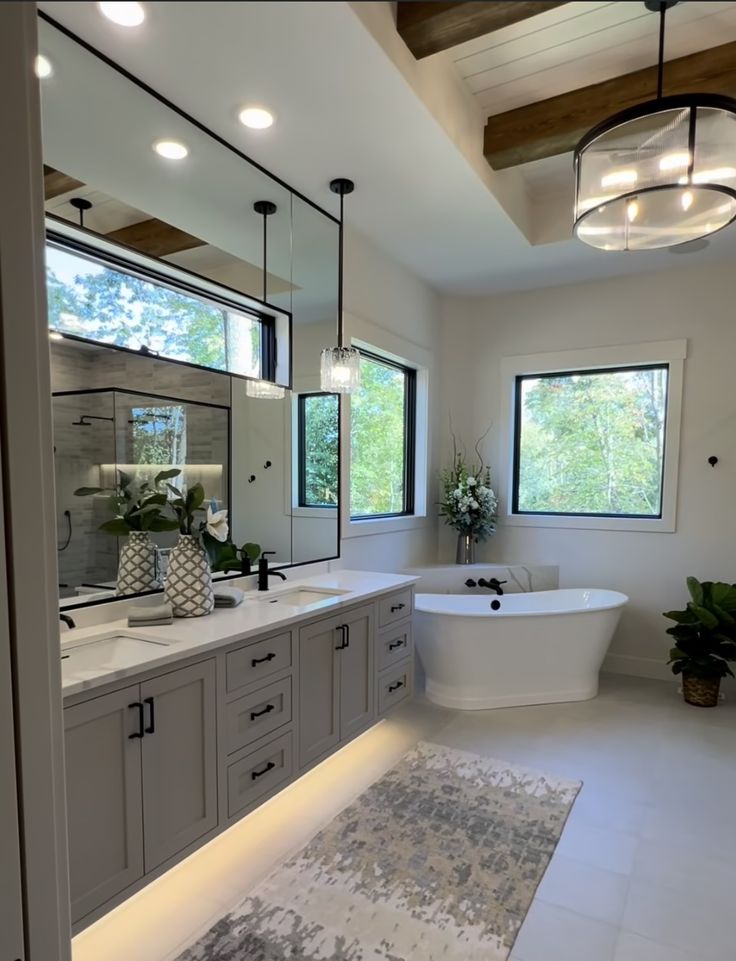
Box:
(298, 604, 374, 769)
(64, 684, 145, 923)
(64, 658, 217, 925)
(140, 659, 218, 872)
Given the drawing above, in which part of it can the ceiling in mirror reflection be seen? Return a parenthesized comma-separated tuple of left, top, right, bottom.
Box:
(38, 17, 339, 325)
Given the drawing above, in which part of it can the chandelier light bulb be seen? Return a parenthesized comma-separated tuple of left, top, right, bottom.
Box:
(627, 200, 639, 223)
(681, 190, 694, 212)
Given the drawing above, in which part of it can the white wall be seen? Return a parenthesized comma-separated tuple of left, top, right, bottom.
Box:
(440, 261, 736, 676)
(338, 226, 443, 571)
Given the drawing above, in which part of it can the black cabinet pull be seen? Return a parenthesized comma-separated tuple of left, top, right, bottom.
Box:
(388, 680, 404, 693)
(389, 638, 405, 651)
(390, 603, 406, 613)
(335, 625, 348, 650)
(128, 702, 144, 739)
(144, 696, 155, 734)
(251, 761, 276, 780)
(250, 703, 275, 721)
(252, 652, 276, 667)
(345, 623, 350, 649)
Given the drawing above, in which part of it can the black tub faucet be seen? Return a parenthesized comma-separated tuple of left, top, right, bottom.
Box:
(60, 612, 76, 630)
(257, 551, 287, 592)
(478, 577, 507, 596)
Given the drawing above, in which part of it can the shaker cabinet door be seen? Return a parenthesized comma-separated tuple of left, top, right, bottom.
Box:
(298, 617, 340, 768)
(140, 659, 218, 872)
(339, 606, 374, 741)
(64, 685, 144, 923)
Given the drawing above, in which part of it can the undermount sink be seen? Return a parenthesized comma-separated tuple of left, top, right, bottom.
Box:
(61, 633, 170, 680)
(258, 587, 347, 609)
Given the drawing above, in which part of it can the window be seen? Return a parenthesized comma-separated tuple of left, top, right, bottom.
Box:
(350, 352, 416, 519)
(46, 242, 272, 380)
(298, 393, 339, 508)
(513, 364, 669, 518)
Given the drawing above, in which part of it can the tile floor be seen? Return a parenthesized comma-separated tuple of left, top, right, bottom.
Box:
(72, 674, 736, 961)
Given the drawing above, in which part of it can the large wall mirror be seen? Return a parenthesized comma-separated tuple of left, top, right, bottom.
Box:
(40, 15, 341, 608)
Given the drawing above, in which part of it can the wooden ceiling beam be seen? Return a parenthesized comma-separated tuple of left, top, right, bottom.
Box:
(484, 39, 736, 170)
(105, 219, 205, 258)
(43, 165, 85, 200)
(396, 1, 569, 59)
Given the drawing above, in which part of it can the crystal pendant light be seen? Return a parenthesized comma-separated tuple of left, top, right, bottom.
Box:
(574, 0, 736, 251)
(320, 178, 360, 394)
(246, 199, 287, 399)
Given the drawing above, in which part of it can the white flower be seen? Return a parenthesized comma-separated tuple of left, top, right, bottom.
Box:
(467, 476, 477, 486)
(471, 500, 479, 510)
(206, 506, 229, 542)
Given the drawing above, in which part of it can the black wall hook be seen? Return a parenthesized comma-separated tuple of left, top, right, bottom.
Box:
(248, 474, 256, 483)
(708, 456, 719, 467)
(264, 460, 272, 469)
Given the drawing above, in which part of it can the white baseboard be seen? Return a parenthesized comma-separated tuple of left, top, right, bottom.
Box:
(602, 653, 671, 681)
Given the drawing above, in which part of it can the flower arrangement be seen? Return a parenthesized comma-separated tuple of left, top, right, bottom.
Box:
(166, 481, 229, 543)
(439, 432, 497, 541)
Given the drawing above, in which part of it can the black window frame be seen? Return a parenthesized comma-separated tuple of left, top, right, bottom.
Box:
(350, 350, 416, 521)
(297, 391, 340, 509)
(512, 362, 670, 520)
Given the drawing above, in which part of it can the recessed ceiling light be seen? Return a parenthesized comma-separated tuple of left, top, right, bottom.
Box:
(35, 54, 53, 79)
(239, 106, 274, 130)
(153, 139, 188, 160)
(98, 2, 145, 27)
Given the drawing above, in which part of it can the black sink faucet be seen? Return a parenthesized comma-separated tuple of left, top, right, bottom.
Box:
(257, 551, 287, 592)
(60, 612, 76, 630)
(477, 577, 507, 596)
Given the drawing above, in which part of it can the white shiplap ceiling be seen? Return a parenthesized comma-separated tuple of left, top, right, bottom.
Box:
(450, 1, 736, 118)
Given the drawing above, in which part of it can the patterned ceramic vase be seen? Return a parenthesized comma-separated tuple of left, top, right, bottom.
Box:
(164, 534, 215, 617)
(456, 533, 476, 565)
(116, 531, 157, 596)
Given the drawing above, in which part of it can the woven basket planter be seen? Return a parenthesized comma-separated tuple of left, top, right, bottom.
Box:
(682, 674, 721, 708)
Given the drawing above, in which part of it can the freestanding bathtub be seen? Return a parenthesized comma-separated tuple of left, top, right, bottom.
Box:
(415, 588, 628, 710)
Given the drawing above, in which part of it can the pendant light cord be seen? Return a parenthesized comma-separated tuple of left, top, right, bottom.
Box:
(262, 209, 267, 303)
(657, 1, 667, 99)
(337, 190, 344, 350)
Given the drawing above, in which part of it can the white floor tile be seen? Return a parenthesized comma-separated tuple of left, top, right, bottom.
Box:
(614, 930, 707, 961)
(556, 820, 638, 876)
(537, 853, 630, 925)
(512, 900, 619, 961)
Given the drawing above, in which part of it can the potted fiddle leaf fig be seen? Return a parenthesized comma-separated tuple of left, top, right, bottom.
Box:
(664, 576, 736, 707)
(75, 469, 181, 595)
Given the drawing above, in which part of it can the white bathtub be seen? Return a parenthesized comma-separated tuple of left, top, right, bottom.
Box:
(415, 588, 628, 710)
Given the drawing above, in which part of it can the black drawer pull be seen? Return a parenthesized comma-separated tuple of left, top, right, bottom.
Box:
(252, 652, 276, 667)
(335, 624, 348, 650)
(388, 639, 405, 651)
(144, 696, 155, 734)
(390, 603, 406, 613)
(128, 701, 144, 739)
(250, 703, 275, 721)
(388, 680, 405, 693)
(251, 761, 276, 780)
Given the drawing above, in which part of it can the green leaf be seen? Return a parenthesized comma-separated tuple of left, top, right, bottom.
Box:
(186, 483, 205, 512)
(154, 468, 181, 486)
(711, 604, 735, 627)
(242, 542, 261, 562)
(74, 486, 105, 496)
(686, 577, 704, 606)
(117, 470, 133, 491)
(690, 605, 719, 630)
(663, 609, 698, 624)
(98, 518, 131, 536)
(148, 518, 180, 533)
(710, 582, 736, 612)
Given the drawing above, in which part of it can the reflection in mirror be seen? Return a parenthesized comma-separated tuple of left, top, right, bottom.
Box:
(41, 14, 341, 608)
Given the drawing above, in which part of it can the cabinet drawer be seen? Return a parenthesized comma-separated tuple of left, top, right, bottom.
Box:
(377, 589, 412, 628)
(227, 732, 293, 818)
(378, 661, 413, 716)
(226, 631, 292, 693)
(377, 622, 413, 672)
(225, 678, 292, 755)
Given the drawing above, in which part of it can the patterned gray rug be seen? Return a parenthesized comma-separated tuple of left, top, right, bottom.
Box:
(176, 741, 580, 961)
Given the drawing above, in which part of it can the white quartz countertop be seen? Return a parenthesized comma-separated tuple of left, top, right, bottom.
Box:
(60, 570, 418, 699)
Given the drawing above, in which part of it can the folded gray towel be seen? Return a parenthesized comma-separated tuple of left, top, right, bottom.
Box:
(214, 586, 245, 608)
(128, 601, 174, 627)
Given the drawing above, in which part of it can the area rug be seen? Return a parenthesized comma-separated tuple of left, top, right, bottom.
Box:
(176, 741, 581, 961)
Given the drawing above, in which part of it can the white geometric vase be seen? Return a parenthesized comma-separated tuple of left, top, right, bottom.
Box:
(164, 534, 214, 617)
(116, 531, 157, 595)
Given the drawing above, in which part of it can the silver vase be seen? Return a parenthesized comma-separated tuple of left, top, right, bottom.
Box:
(164, 534, 215, 617)
(456, 533, 476, 565)
(116, 531, 157, 595)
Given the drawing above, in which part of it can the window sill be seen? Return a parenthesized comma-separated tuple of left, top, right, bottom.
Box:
(343, 514, 428, 539)
(292, 507, 337, 519)
(505, 513, 675, 534)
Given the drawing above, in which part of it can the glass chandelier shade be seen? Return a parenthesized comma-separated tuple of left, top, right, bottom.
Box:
(574, 94, 736, 251)
(320, 345, 361, 393)
(245, 379, 286, 400)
